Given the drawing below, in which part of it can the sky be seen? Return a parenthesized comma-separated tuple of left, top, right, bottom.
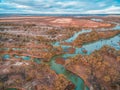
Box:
(0, 0, 120, 14)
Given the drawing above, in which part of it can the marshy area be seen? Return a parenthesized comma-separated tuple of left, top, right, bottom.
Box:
(0, 16, 120, 90)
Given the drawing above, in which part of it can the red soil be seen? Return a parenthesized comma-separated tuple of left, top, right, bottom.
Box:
(55, 57, 65, 65)
(0, 16, 112, 28)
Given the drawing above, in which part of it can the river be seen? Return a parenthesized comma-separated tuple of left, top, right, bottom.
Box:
(51, 24, 120, 90)
(2, 24, 120, 90)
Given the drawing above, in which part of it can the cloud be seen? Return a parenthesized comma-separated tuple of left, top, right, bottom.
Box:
(16, 5, 31, 9)
(0, 0, 120, 14)
(85, 5, 120, 14)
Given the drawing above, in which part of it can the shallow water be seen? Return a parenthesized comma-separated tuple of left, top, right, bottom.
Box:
(76, 34, 120, 55)
(22, 56, 31, 60)
(53, 24, 120, 47)
(50, 55, 85, 90)
(53, 29, 92, 46)
(113, 25, 120, 30)
(65, 29, 92, 43)
(57, 34, 120, 57)
(34, 58, 41, 64)
(2, 54, 10, 59)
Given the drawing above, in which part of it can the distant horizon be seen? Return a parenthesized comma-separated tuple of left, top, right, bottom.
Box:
(0, 13, 120, 17)
(1, 13, 120, 14)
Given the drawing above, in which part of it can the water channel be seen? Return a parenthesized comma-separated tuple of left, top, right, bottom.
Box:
(2, 23, 120, 90)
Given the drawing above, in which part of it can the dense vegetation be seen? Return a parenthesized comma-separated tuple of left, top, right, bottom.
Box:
(65, 46, 120, 90)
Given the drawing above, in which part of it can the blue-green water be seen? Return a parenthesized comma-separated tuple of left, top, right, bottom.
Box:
(2, 54, 42, 64)
(55, 34, 120, 57)
(12, 48, 21, 50)
(76, 34, 120, 55)
(33, 58, 41, 64)
(2, 54, 10, 59)
(58, 34, 120, 59)
(62, 54, 76, 59)
(65, 29, 92, 43)
(14, 55, 20, 58)
(113, 25, 120, 30)
(22, 56, 31, 60)
(0, 48, 9, 51)
(50, 56, 85, 90)
(53, 41, 60, 46)
(53, 29, 92, 46)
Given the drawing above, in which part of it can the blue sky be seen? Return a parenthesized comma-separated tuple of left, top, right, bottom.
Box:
(0, 0, 120, 14)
